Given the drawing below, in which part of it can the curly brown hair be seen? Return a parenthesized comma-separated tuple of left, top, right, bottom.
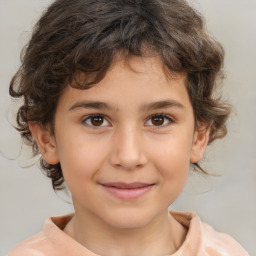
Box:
(9, 0, 231, 190)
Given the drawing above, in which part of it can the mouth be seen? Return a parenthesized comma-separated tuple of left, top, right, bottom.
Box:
(100, 182, 155, 200)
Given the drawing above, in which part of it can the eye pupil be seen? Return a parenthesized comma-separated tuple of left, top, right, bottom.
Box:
(152, 116, 164, 126)
(91, 116, 104, 126)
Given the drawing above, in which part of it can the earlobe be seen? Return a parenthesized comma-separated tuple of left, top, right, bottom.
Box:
(190, 126, 210, 163)
(28, 122, 59, 165)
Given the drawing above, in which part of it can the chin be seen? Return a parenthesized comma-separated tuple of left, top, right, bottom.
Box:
(104, 208, 156, 229)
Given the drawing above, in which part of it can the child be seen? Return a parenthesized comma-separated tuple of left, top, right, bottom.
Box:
(8, 0, 249, 255)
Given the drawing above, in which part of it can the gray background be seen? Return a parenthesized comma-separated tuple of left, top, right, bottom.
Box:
(0, 0, 255, 255)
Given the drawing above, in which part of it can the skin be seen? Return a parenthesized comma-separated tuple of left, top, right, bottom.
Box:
(30, 55, 209, 256)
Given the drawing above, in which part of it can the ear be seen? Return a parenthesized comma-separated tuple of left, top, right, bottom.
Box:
(190, 125, 210, 163)
(29, 122, 59, 165)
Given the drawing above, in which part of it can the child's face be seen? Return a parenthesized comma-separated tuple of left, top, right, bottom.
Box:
(35, 56, 208, 229)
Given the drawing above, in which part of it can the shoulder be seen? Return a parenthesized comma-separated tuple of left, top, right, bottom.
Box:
(170, 211, 249, 256)
(7, 232, 55, 256)
(201, 221, 249, 256)
(8, 214, 75, 256)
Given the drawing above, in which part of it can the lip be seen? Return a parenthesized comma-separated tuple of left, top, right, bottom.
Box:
(100, 182, 155, 200)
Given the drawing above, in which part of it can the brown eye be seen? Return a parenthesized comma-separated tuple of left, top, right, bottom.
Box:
(145, 114, 173, 127)
(91, 116, 104, 126)
(83, 115, 109, 127)
(151, 116, 164, 126)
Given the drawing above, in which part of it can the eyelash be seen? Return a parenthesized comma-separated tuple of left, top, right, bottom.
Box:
(82, 114, 110, 128)
(145, 113, 174, 128)
(82, 113, 174, 128)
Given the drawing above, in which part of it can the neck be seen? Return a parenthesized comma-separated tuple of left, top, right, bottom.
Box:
(64, 209, 187, 256)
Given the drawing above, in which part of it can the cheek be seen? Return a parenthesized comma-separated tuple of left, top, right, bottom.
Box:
(55, 134, 109, 188)
(151, 133, 192, 169)
(150, 141, 190, 205)
(148, 133, 192, 188)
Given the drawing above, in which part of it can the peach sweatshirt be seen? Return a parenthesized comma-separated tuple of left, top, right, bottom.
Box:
(8, 211, 249, 256)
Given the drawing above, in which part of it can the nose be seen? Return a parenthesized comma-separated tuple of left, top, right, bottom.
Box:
(109, 126, 147, 171)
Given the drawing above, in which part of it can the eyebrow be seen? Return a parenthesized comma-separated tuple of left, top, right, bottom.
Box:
(140, 100, 185, 112)
(69, 101, 111, 111)
(69, 100, 185, 112)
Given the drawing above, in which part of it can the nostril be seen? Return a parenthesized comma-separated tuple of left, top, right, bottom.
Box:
(108, 132, 147, 169)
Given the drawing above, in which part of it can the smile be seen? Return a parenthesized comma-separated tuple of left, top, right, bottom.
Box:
(100, 182, 155, 200)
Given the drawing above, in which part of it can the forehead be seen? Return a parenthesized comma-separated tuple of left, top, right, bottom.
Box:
(58, 55, 190, 111)
(73, 53, 186, 86)
(111, 53, 186, 81)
